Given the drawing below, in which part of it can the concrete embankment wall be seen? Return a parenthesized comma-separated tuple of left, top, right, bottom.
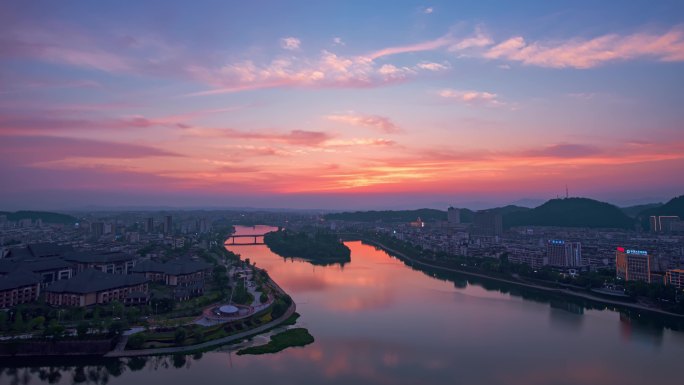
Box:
(0, 339, 115, 357)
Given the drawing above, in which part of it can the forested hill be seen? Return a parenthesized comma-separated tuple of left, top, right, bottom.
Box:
(324, 209, 449, 223)
(635, 195, 684, 226)
(503, 198, 635, 229)
(0, 211, 77, 224)
(621, 203, 662, 217)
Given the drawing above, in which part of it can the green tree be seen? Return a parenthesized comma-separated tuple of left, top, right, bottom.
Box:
(12, 310, 25, 332)
(174, 328, 187, 345)
(110, 301, 124, 318)
(28, 316, 45, 331)
(0, 311, 7, 331)
(107, 320, 127, 337)
(127, 333, 146, 349)
(44, 319, 65, 338)
(126, 307, 140, 323)
(76, 321, 90, 338)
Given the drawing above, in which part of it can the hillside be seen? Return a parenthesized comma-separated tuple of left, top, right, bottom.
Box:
(621, 203, 663, 218)
(503, 198, 635, 229)
(636, 195, 684, 226)
(325, 209, 448, 223)
(0, 211, 77, 224)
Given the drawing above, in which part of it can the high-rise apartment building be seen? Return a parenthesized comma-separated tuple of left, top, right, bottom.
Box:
(447, 207, 461, 224)
(472, 210, 502, 236)
(547, 240, 582, 267)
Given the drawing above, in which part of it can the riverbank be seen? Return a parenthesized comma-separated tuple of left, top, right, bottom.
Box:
(362, 239, 684, 319)
(105, 298, 296, 357)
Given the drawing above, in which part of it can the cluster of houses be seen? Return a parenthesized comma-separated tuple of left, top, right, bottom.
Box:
(0, 243, 212, 309)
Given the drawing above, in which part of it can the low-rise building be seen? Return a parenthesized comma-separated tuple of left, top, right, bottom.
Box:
(0, 258, 73, 287)
(0, 270, 42, 309)
(666, 269, 684, 289)
(62, 251, 136, 275)
(132, 259, 211, 287)
(45, 269, 149, 307)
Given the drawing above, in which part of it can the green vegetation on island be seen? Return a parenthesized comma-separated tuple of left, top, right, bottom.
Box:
(236, 328, 314, 355)
(264, 229, 351, 265)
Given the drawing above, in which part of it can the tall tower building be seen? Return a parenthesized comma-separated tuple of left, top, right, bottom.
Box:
(473, 210, 502, 236)
(447, 207, 461, 224)
(165, 215, 173, 235)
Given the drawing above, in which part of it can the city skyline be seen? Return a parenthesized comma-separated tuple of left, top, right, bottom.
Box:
(1, 1, 683, 210)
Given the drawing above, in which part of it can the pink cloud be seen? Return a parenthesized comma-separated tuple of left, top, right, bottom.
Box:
(0, 135, 180, 165)
(185, 127, 333, 147)
(416, 61, 450, 71)
(522, 143, 602, 158)
(449, 27, 494, 51)
(484, 27, 684, 68)
(366, 34, 453, 60)
(438, 89, 503, 106)
(186, 48, 446, 96)
(280, 37, 301, 50)
(326, 113, 401, 133)
(324, 138, 396, 147)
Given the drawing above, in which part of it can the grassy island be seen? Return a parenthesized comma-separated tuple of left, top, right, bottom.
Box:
(264, 230, 351, 265)
(236, 328, 314, 355)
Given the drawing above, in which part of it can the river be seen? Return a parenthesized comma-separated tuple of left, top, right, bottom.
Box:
(2, 224, 683, 385)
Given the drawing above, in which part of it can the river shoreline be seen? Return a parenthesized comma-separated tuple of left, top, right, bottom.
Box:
(361, 238, 684, 319)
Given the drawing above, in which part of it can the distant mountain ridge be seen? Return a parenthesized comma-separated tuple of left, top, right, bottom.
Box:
(324, 209, 448, 223)
(503, 198, 635, 229)
(325, 197, 655, 229)
(0, 211, 77, 224)
(621, 203, 663, 218)
(635, 195, 684, 227)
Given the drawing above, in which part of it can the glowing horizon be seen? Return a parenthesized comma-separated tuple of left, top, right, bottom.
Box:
(1, 1, 683, 210)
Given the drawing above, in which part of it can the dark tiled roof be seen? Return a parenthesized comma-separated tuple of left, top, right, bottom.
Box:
(0, 270, 41, 291)
(0, 260, 17, 275)
(62, 251, 134, 264)
(27, 243, 73, 258)
(0, 258, 72, 274)
(6, 247, 33, 260)
(45, 269, 148, 294)
(132, 259, 211, 276)
(20, 258, 72, 272)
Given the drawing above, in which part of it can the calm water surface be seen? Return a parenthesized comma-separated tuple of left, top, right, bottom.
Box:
(2, 224, 683, 385)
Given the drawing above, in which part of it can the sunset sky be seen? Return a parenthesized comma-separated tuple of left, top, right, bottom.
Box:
(1, 0, 683, 210)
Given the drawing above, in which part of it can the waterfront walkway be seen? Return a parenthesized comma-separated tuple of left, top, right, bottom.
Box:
(365, 239, 684, 319)
(105, 300, 296, 357)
